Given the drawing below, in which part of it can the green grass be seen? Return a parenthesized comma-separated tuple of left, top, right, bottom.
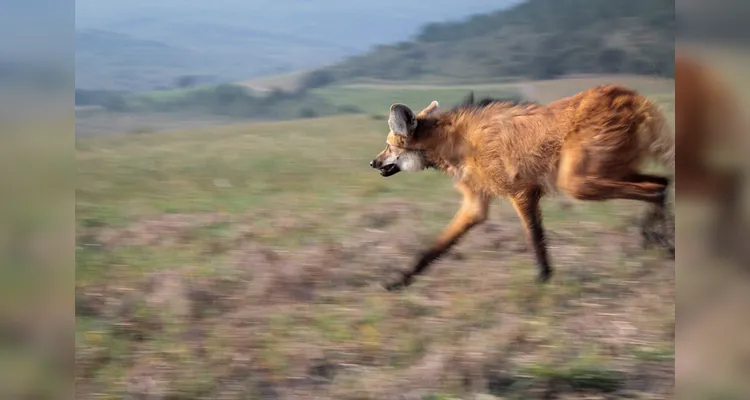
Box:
(312, 85, 522, 116)
(76, 114, 453, 228)
(312, 74, 674, 116)
(523, 362, 625, 392)
(76, 74, 675, 138)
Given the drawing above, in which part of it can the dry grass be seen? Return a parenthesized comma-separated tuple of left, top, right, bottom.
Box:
(76, 199, 674, 399)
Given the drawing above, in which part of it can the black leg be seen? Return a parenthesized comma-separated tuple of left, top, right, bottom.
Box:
(511, 187, 553, 283)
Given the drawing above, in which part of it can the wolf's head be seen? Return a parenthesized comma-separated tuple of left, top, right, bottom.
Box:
(369, 100, 439, 177)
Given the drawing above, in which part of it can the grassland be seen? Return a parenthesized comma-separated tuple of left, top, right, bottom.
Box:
(240, 72, 676, 113)
(311, 74, 675, 117)
(76, 74, 675, 138)
(76, 77, 676, 399)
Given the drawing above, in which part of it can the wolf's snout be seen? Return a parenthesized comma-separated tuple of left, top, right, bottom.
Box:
(370, 159, 381, 169)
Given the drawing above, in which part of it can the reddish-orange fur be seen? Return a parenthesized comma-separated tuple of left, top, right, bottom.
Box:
(371, 84, 675, 290)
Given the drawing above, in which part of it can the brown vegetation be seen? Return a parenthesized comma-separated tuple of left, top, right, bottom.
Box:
(76, 200, 674, 399)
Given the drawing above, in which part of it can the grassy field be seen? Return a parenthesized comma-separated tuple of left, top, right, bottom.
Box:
(311, 74, 675, 118)
(241, 71, 677, 116)
(76, 74, 675, 138)
(76, 77, 676, 399)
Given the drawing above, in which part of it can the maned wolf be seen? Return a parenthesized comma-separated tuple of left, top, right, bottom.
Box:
(369, 85, 675, 291)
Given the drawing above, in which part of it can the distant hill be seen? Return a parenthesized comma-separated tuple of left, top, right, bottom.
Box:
(74, 0, 517, 91)
(316, 0, 675, 85)
(75, 30, 212, 91)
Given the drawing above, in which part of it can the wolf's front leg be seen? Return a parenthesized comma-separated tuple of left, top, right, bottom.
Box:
(384, 182, 490, 291)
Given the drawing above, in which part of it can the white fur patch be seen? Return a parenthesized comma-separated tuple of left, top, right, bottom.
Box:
(396, 152, 425, 172)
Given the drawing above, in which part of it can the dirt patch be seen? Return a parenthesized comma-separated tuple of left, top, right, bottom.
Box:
(96, 212, 231, 247)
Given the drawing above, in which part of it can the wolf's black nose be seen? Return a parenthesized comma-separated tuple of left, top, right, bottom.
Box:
(370, 160, 379, 169)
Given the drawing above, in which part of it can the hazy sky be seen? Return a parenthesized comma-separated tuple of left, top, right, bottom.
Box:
(75, 0, 522, 49)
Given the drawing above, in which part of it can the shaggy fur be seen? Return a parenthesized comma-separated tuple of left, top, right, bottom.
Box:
(370, 84, 675, 290)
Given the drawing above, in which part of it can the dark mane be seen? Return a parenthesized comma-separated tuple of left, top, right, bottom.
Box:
(451, 91, 538, 113)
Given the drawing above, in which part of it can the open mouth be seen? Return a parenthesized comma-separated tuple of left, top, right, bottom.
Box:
(379, 164, 401, 177)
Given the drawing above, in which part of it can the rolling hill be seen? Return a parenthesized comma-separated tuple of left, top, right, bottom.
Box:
(317, 0, 675, 84)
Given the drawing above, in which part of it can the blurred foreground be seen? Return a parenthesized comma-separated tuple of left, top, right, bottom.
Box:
(77, 200, 675, 399)
(674, 42, 750, 399)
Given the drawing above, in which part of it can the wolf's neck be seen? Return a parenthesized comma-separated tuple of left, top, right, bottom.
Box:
(425, 134, 470, 178)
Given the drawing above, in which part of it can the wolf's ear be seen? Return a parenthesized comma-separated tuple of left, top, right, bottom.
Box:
(462, 91, 475, 106)
(417, 100, 440, 118)
(388, 103, 417, 137)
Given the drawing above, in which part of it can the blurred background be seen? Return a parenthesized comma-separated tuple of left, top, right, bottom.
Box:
(676, 1, 750, 399)
(0, 0, 732, 398)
